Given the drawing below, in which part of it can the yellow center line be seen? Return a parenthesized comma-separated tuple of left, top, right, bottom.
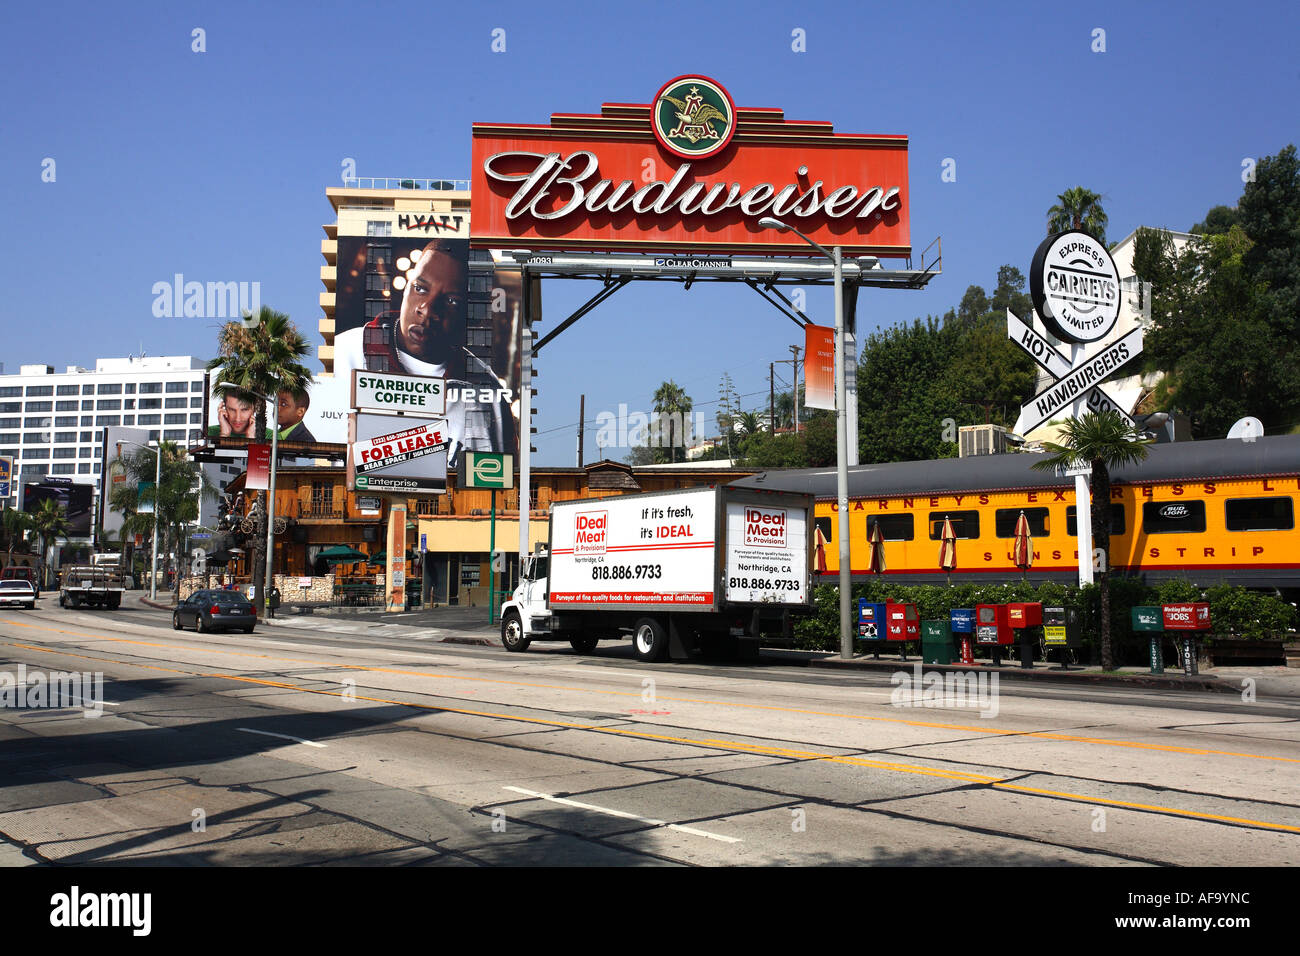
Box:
(5, 640, 1296, 833)
(3, 617, 1298, 766)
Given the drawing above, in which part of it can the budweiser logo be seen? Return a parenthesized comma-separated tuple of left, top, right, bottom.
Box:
(483, 151, 902, 224)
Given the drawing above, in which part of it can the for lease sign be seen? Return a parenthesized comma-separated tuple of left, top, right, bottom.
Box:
(348, 413, 449, 494)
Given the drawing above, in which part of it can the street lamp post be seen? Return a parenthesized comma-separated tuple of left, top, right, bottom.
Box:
(120, 440, 162, 600)
(219, 384, 279, 616)
(759, 218, 854, 659)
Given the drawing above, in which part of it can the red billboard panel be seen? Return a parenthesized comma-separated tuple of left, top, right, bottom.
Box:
(471, 78, 909, 257)
(1162, 603, 1211, 631)
(246, 443, 271, 490)
(804, 324, 835, 411)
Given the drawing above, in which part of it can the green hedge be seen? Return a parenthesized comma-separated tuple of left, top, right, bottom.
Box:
(793, 578, 1297, 663)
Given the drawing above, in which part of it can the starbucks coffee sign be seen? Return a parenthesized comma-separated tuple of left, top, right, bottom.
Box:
(1030, 231, 1121, 345)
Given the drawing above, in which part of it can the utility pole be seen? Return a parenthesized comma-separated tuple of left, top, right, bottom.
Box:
(770, 363, 776, 435)
(577, 394, 585, 467)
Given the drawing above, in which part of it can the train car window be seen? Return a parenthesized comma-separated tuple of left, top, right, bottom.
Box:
(1225, 497, 1294, 532)
(867, 514, 915, 541)
(1067, 505, 1126, 536)
(815, 516, 832, 543)
(1142, 500, 1207, 534)
(929, 511, 980, 540)
(995, 507, 1049, 537)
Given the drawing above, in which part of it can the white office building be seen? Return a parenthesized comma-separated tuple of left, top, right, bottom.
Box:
(0, 356, 208, 540)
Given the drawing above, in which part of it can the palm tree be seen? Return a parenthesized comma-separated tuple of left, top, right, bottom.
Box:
(1032, 411, 1151, 669)
(207, 307, 313, 613)
(2, 508, 32, 568)
(734, 410, 763, 437)
(1047, 187, 1109, 245)
(27, 499, 70, 588)
(651, 380, 693, 463)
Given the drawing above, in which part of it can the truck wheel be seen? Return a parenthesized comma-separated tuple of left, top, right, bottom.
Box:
(68, 595, 81, 609)
(569, 635, 599, 654)
(59, 593, 66, 608)
(501, 611, 530, 652)
(107, 594, 121, 609)
(633, 618, 669, 662)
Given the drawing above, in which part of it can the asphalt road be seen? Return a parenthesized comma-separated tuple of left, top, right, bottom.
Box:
(1, 599, 1297, 866)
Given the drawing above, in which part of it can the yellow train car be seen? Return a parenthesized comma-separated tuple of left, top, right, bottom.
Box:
(733, 435, 1300, 592)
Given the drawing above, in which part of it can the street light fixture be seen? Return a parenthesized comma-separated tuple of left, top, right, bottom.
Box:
(758, 217, 854, 660)
(219, 383, 279, 616)
(118, 439, 163, 601)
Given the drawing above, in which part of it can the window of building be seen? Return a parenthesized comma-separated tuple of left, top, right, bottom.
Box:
(866, 514, 915, 541)
(78, 463, 91, 474)
(466, 328, 492, 348)
(366, 220, 392, 237)
(53, 447, 75, 459)
(93, 462, 101, 473)
(0, 433, 16, 444)
(24, 448, 49, 460)
(82, 384, 94, 394)
(56, 384, 79, 396)
(164, 396, 187, 408)
(125, 383, 136, 394)
(1066, 505, 1126, 536)
(55, 416, 77, 427)
(164, 413, 186, 425)
(97, 383, 123, 395)
(364, 300, 387, 319)
(139, 398, 161, 409)
(95, 415, 121, 426)
(165, 381, 187, 393)
(54, 432, 76, 443)
(310, 481, 335, 516)
(81, 399, 94, 410)
(97, 399, 122, 411)
(0, 449, 19, 459)
(469, 274, 493, 294)
(995, 507, 1050, 537)
(191, 380, 204, 392)
(366, 273, 391, 293)
(163, 429, 185, 440)
(1225, 497, 1294, 532)
(51, 463, 74, 474)
(460, 560, 481, 586)
(0, 403, 20, 413)
(366, 244, 390, 266)
(79, 432, 91, 442)
(79, 447, 92, 458)
(137, 414, 161, 425)
(23, 432, 50, 444)
(122, 415, 134, 425)
(24, 416, 52, 428)
(80, 416, 93, 426)
(189, 413, 202, 424)
(0, 387, 21, 398)
(123, 398, 135, 410)
(26, 401, 52, 412)
(1142, 500, 1206, 534)
(190, 396, 203, 408)
(147, 431, 159, 442)
(139, 382, 162, 394)
(25, 386, 53, 397)
(467, 301, 491, 326)
(928, 510, 981, 539)
(20, 464, 47, 476)
(188, 429, 202, 443)
(0, 418, 16, 429)
(55, 400, 78, 411)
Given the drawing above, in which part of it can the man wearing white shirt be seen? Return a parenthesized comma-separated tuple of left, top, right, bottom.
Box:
(333, 239, 514, 467)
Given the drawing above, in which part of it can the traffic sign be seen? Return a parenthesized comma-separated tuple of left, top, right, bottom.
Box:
(460, 451, 514, 489)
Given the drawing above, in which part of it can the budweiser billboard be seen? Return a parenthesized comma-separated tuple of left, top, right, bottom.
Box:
(471, 75, 909, 257)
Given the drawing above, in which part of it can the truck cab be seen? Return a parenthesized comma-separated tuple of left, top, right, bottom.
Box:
(499, 547, 553, 652)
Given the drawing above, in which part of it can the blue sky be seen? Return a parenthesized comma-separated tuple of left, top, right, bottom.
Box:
(2, 0, 1295, 464)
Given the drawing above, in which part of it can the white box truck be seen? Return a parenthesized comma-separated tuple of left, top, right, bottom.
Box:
(499, 485, 815, 661)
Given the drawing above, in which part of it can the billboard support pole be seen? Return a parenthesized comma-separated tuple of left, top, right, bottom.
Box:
(518, 270, 533, 563)
(263, 410, 279, 615)
(489, 488, 496, 624)
(149, 445, 160, 601)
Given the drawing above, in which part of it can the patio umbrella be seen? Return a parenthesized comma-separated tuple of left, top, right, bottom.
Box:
(813, 525, 828, 575)
(204, 550, 236, 566)
(938, 515, 957, 585)
(1013, 511, 1033, 580)
(867, 522, 886, 575)
(318, 545, 368, 565)
(368, 549, 417, 565)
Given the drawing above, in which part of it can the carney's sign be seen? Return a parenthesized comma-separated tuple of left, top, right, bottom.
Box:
(471, 74, 910, 257)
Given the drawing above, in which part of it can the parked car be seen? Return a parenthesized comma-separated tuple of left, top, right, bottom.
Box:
(1, 566, 39, 599)
(172, 589, 256, 633)
(0, 579, 37, 610)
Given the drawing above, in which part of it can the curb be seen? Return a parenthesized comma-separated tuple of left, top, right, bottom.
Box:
(807, 655, 1230, 692)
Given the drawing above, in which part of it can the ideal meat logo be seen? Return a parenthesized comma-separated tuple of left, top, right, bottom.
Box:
(744, 507, 786, 548)
(574, 511, 608, 555)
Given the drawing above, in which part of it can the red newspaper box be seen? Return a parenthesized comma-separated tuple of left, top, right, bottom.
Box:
(1007, 602, 1043, 629)
(1162, 603, 1211, 630)
(975, 604, 1013, 645)
(885, 602, 920, 641)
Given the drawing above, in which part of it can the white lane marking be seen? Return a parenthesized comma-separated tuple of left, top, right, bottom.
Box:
(61, 696, 120, 707)
(236, 727, 326, 748)
(502, 786, 742, 844)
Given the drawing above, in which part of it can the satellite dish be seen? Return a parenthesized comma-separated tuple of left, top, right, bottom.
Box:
(1227, 416, 1264, 442)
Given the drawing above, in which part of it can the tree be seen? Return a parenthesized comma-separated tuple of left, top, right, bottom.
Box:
(1191, 205, 1239, 236)
(957, 285, 989, 325)
(2, 508, 32, 568)
(1238, 144, 1300, 340)
(206, 307, 313, 614)
(716, 373, 740, 459)
(27, 499, 70, 588)
(990, 265, 1032, 319)
(1047, 187, 1109, 245)
(1032, 411, 1151, 670)
(734, 410, 762, 437)
(651, 380, 693, 464)
(944, 313, 1036, 424)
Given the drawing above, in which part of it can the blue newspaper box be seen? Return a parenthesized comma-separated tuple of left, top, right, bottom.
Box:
(950, 609, 975, 634)
(858, 601, 886, 640)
